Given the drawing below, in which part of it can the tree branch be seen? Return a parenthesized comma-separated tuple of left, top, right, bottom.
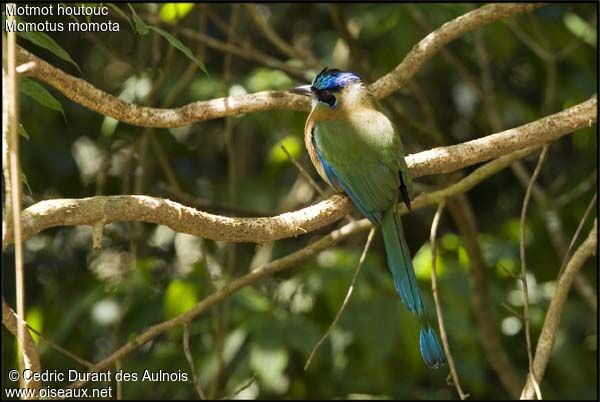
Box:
(16, 4, 542, 128)
(520, 220, 597, 399)
(518, 145, 549, 400)
(406, 96, 596, 178)
(16, 45, 308, 127)
(2, 96, 595, 249)
(2, 193, 352, 248)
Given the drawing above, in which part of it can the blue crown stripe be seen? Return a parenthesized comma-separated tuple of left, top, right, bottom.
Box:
(312, 68, 362, 91)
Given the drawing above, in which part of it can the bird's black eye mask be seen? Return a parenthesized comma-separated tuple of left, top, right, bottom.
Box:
(314, 88, 338, 108)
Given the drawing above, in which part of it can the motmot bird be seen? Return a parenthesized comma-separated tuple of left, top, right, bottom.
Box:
(291, 68, 445, 368)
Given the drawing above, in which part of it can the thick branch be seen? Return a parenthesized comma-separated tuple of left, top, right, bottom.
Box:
(2, 194, 351, 248)
(407, 96, 596, 177)
(2, 142, 535, 254)
(16, 44, 308, 127)
(520, 220, 597, 399)
(16, 4, 541, 128)
(3, 96, 595, 248)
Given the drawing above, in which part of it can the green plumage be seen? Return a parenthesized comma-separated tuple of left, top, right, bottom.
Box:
(297, 68, 445, 368)
(313, 110, 424, 315)
(315, 115, 399, 214)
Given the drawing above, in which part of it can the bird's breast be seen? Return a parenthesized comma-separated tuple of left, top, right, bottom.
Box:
(304, 116, 331, 187)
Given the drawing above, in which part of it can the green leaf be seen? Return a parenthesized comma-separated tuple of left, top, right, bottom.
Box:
(21, 172, 32, 195)
(19, 77, 65, 120)
(61, 3, 80, 24)
(128, 4, 149, 35)
(441, 233, 460, 251)
(412, 242, 446, 280)
(563, 12, 596, 47)
(163, 280, 198, 318)
(105, 3, 134, 31)
(126, 5, 207, 74)
(17, 31, 82, 75)
(496, 257, 517, 278)
(160, 3, 194, 23)
(25, 307, 43, 344)
(148, 26, 208, 75)
(268, 135, 302, 166)
(458, 246, 470, 268)
(18, 124, 29, 141)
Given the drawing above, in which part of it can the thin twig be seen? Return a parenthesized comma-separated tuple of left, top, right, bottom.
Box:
(501, 302, 525, 320)
(558, 192, 597, 277)
(328, 4, 370, 76)
(407, 80, 438, 132)
(150, 132, 183, 193)
(555, 170, 597, 207)
(406, 4, 482, 98)
(203, 6, 233, 38)
(183, 322, 207, 399)
(504, 19, 551, 61)
(150, 17, 310, 81)
(246, 5, 315, 65)
(430, 202, 468, 399)
(220, 375, 256, 400)
(519, 145, 549, 400)
(280, 144, 355, 223)
(280, 144, 326, 198)
(304, 227, 376, 370)
(474, 29, 502, 131)
(7, 8, 28, 389)
(510, 145, 597, 311)
(26, 325, 93, 369)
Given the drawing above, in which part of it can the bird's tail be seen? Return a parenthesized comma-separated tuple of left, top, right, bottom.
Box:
(382, 207, 446, 368)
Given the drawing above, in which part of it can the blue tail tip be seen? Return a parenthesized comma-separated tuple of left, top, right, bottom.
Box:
(419, 326, 446, 369)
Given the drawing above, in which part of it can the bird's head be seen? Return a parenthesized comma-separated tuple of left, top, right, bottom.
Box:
(290, 68, 368, 111)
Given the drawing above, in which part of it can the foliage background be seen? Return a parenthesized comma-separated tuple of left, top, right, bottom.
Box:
(2, 3, 598, 399)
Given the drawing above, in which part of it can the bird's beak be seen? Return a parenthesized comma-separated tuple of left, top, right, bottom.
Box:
(289, 85, 313, 96)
